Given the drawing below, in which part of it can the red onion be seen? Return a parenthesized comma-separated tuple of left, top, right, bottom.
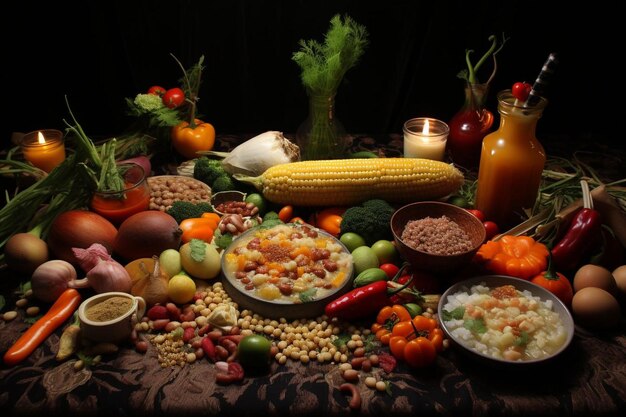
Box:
(117, 155, 152, 178)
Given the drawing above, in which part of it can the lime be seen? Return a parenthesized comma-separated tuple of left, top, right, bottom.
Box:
(351, 246, 380, 275)
(340, 232, 366, 252)
(237, 334, 272, 369)
(167, 274, 197, 304)
(245, 193, 267, 215)
(370, 240, 399, 264)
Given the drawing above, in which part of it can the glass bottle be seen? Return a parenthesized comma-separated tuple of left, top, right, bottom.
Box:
(475, 90, 548, 229)
(447, 83, 494, 170)
(296, 92, 347, 160)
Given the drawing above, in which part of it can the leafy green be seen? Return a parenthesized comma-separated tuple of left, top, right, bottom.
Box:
(514, 331, 529, 346)
(332, 333, 351, 350)
(442, 306, 465, 321)
(299, 288, 317, 303)
(125, 96, 182, 128)
(293, 15, 368, 95)
(213, 230, 233, 251)
(189, 239, 207, 262)
(464, 318, 487, 334)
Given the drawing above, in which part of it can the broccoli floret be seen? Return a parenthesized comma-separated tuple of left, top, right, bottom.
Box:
(167, 201, 214, 224)
(193, 157, 227, 186)
(212, 175, 236, 193)
(340, 199, 395, 245)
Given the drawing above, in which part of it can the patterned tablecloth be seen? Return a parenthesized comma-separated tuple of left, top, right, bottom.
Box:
(1, 134, 625, 417)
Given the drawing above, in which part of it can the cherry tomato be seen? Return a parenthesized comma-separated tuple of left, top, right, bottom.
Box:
(483, 220, 500, 241)
(465, 209, 485, 222)
(512, 82, 532, 102)
(379, 263, 400, 280)
(147, 85, 166, 96)
(162, 87, 185, 108)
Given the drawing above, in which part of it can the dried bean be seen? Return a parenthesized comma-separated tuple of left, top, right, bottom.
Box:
(342, 369, 359, 382)
(339, 383, 361, 410)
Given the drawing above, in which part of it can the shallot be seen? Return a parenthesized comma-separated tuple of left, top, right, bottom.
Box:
(31, 260, 78, 303)
(68, 258, 132, 294)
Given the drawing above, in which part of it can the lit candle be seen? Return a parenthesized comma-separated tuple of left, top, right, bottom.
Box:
(403, 117, 449, 161)
(21, 129, 66, 173)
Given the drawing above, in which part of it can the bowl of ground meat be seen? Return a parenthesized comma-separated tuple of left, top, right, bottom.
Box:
(390, 201, 486, 273)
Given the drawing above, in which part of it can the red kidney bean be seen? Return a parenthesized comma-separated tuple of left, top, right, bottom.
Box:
(339, 383, 361, 410)
(215, 362, 244, 385)
(151, 319, 170, 330)
(183, 327, 196, 343)
(215, 345, 229, 361)
(201, 337, 216, 362)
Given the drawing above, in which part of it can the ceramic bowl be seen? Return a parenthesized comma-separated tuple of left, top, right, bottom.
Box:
(438, 275, 575, 367)
(78, 292, 146, 343)
(220, 223, 354, 320)
(390, 201, 485, 274)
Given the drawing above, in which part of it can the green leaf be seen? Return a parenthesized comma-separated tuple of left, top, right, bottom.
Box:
(213, 230, 233, 250)
(464, 318, 487, 334)
(514, 330, 529, 346)
(24, 315, 42, 324)
(442, 306, 465, 321)
(299, 288, 317, 303)
(332, 333, 351, 349)
(189, 239, 207, 262)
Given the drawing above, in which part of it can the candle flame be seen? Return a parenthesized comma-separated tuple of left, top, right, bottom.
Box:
(37, 131, 46, 145)
(422, 120, 430, 135)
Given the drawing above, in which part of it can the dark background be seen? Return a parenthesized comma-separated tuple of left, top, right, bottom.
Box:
(3, 0, 622, 150)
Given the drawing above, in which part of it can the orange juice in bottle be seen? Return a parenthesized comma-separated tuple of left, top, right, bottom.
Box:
(475, 90, 547, 229)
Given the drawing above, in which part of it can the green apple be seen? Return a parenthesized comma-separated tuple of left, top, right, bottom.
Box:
(159, 248, 182, 278)
(351, 246, 380, 275)
(370, 240, 399, 264)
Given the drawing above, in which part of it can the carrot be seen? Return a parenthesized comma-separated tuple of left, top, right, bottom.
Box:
(3, 288, 82, 366)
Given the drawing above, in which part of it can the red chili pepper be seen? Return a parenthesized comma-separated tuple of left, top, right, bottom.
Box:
(325, 268, 414, 320)
(551, 181, 603, 272)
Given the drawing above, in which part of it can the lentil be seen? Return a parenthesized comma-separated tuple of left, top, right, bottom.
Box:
(401, 215, 473, 255)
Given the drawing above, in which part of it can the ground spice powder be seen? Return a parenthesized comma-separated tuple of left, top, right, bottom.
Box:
(85, 296, 133, 322)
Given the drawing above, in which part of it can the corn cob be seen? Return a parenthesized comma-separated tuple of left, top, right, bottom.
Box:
(234, 158, 464, 206)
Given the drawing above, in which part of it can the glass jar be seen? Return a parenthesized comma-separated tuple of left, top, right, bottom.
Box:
(90, 162, 150, 225)
(475, 90, 548, 229)
(447, 83, 494, 170)
(296, 92, 348, 160)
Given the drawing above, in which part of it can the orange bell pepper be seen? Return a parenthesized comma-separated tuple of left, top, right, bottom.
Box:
(179, 217, 218, 243)
(474, 235, 549, 280)
(171, 118, 216, 159)
(371, 304, 411, 345)
(309, 207, 346, 236)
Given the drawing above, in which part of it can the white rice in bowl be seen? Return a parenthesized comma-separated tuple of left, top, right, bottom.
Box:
(441, 282, 569, 362)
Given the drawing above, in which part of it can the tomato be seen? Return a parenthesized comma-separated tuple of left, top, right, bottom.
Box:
(147, 85, 166, 96)
(512, 82, 532, 102)
(162, 87, 186, 108)
(465, 209, 485, 222)
(278, 205, 294, 223)
(340, 232, 366, 252)
(379, 263, 400, 280)
(237, 334, 272, 368)
(171, 119, 216, 159)
(483, 220, 500, 241)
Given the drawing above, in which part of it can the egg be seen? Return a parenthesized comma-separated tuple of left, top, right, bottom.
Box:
(571, 287, 621, 329)
(612, 265, 626, 302)
(573, 264, 617, 295)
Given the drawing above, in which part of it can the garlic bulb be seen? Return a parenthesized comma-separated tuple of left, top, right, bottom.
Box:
(209, 131, 300, 176)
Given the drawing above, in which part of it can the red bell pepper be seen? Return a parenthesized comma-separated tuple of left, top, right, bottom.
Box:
(551, 181, 602, 272)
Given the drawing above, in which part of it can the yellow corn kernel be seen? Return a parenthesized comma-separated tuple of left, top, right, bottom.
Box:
(251, 158, 464, 206)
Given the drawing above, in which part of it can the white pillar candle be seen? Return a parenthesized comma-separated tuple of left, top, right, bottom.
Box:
(403, 117, 449, 161)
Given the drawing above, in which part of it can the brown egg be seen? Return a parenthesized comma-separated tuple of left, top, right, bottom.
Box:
(573, 264, 617, 294)
(571, 287, 621, 329)
(612, 265, 626, 302)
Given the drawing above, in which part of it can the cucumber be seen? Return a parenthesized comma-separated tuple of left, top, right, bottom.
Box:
(348, 151, 379, 159)
(353, 267, 388, 287)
